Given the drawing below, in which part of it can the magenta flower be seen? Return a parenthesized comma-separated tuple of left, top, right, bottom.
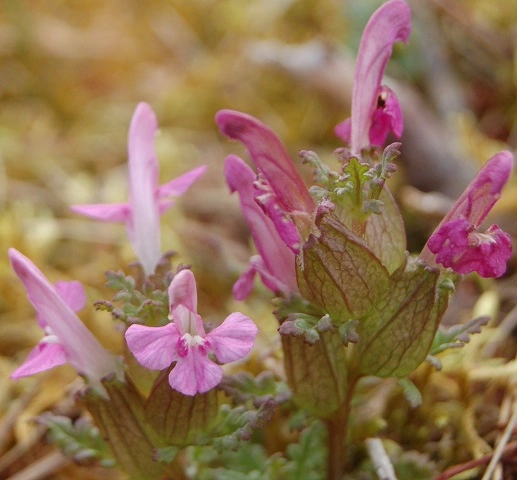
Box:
(9, 249, 120, 384)
(422, 151, 513, 278)
(216, 110, 315, 253)
(125, 269, 258, 396)
(225, 154, 298, 300)
(335, 0, 411, 154)
(71, 102, 206, 276)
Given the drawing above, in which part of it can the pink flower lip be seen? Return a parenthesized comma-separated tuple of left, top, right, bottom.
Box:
(423, 151, 514, 278)
(8, 249, 119, 383)
(224, 155, 298, 300)
(216, 109, 314, 215)
(125, 270, 258, 396)
(336, 0, 411, 154)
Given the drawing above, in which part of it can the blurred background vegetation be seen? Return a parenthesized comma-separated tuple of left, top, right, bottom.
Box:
(1, 0, 516, 478)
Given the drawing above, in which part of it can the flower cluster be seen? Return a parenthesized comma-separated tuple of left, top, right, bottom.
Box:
(7, 0, 514, 478)
(11, 103, 257, 399)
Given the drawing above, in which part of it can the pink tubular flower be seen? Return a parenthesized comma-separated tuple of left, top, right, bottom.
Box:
(71, 102, 206, 276)
(9, 249, 119, 383)
(225, 155, 298, 300)
(422, 151, 514, 278)
(125, 269, 258, 396)
(335, 0, 411, 154)
(216, 110, 315, 253)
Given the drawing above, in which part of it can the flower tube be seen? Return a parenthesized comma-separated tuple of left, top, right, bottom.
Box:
(71, 102, 206, 275)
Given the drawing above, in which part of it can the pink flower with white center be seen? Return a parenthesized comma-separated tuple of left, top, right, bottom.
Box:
(422, 151, 514, 278)
(125, 269, 258, 396)
(225, 155, 298, 300)
(9, 249, 120, 384)
(216, 110, 315, 254)
(335, 0, 411, 155)
(71, 102, 206, 276)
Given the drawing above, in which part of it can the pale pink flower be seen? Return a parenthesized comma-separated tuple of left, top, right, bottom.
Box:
(125, 270, 258, 396)
(71, 102, 206, 276)
(335, 0, 411, 154)
(225, 155, 298, 300)
(422, 151, 513, 278)
(9, 249, 119, 383)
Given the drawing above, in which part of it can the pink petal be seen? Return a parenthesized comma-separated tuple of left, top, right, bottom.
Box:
(168, 348, 223, 396)
(368, 85, 403, 146)
(350, 0, 411, 153)
(10, 343, 68, 379)
(171, 305, 206, 338)
(70, 203, 130, 223)
(9, 249, 119, 382)
(436, 151, 513, 228)
(334, 118, 352, 144)
(422, 151, 514, 268)
(127, 102, 162, 276)
(207, 313, 258, 364)
(125, 323, 179, 371)
(168, 270, 198, 313)
(158, 199, 175, 215)
(251, 255, 293, 295)
(156, 165, 207, 200)
(427, 218, 512, 278)
(232, 255, 298, 301)
(225, 155, 298, 295)
(36, 280, 87, 329)
(232, 262, 257, 301)
(254, 175, 301, 253)
(54, 281, 87, 313)
(216, 110, 315, 215)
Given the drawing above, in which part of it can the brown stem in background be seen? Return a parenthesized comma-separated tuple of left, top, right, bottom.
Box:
(434, 441, 517, 480)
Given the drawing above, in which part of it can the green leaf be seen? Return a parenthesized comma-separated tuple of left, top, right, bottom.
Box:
(358, 258, 451, 377)
(398, 378, 422, 407)
(338, 157, 372, 215)
(338, 319, 360, 346)
(297, 211, 390, 323)
(430, 315, 490, 356)
(39, 414, 115, 467)
(282, 421, 326, 480)
(364, 187, 406, 274)
(209, 399, 278, 451)
(145, 369, 219, 446)
(154, 446, 180, 463)
(282, 329, 347, 417)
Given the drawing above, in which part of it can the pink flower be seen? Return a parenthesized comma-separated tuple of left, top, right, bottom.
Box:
(335, 0, 411, 154)
(125, 269, 258, 396)
(9, 249, 119, 383)
(423, 151, 514, 278)
(225, 155, 298, 300)
(71, 102, 206, 276)
(216, 110, 315, 253)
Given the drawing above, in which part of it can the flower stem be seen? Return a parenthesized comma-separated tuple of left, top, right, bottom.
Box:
(326, 375, 360, 479)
